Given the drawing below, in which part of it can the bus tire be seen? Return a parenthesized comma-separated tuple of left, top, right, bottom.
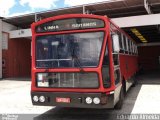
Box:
(114, 86, 124, 109)
(132, 76, 137, 87)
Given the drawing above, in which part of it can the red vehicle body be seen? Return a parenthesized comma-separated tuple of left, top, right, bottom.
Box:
(31, 14, 138, 109)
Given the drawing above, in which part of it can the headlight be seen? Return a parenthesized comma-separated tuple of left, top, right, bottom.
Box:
(39, 96, 45, 102)
(85, 97, 92, 104)
(33, 96, 39, 102)
(93, 97, 100, 104)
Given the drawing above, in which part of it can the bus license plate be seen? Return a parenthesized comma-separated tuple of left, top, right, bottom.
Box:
(56, 97, 71, 103)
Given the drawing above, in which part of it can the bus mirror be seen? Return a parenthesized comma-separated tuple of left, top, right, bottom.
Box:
(112, 34, 120, 53)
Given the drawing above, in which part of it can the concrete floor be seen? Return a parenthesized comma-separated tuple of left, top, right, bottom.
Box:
(131, 71, 160, 114)
(0, 72, 160, 120)
(0, 80, 53, 114)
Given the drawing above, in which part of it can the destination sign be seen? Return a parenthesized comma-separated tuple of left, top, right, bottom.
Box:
(36, 18, 105, 33)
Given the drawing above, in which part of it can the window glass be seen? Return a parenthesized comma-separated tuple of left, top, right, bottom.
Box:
(110, 24, 120, 53)
(126, 39, 129, 52)
(118, 33, 123, 50)
(128, 40, 132, 53)
(136, 46, 138, 54)
(37, 72, 99, 88)
(113, 54, 119, 66)
(36, 32, 104, 68)
(103, 45, 109, 66)
(134, 44, 137, 54)
(131, 41, 134, 54)
(102, 44, 110, 88)
(114, 69, 120, 85)
(123, 35, 127, 51)
(121, 34, 124, 51)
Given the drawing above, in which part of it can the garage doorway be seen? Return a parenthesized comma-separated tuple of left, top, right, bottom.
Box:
(2, 38, 31, 78)
(138, 46, 160, 73)
(159, 56, 160, 71)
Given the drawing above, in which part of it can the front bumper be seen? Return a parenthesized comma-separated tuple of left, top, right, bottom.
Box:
(31, 92, 114, 108)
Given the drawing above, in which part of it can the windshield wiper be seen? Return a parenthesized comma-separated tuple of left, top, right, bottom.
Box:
(72, 54, 85, 73)
(71, 45, 85, 73)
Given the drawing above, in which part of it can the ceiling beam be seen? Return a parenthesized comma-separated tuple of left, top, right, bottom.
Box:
(138, 42, 160, 47)
(144, 0, 152, 14)
(82, 5, 92, 14)
(35, 13, 45, 22)
(111, 13, 160, 28)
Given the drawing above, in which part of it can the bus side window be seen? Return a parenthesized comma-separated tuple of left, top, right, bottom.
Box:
(118, 32, 123, 53)
(133, 43, 135, 54)
(121, 33, 125, 53)
(103, 46, 109, 65)
(130, 41, 132, 54)
(102, 44, 110, 88)
(136, 46, 138, 55)
(134, 44, 136, 55)
(111, 33, 120, 66)
(128, 39, 131, 54)
(123, 35, 127, 52)
(110, 23, 120, 53)
(130, 40, 132, 54)
(131, 41, 134, 54)
(113, 54, 119, 66)
(126, 37, 129, 53)
(114, 69, 121, 85)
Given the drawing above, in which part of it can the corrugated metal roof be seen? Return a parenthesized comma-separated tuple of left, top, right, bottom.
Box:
(124, 25, 160, 43)
(3, 0, 160, 28)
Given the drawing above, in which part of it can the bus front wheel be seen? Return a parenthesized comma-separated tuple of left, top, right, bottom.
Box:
(114, 86, 124, 109)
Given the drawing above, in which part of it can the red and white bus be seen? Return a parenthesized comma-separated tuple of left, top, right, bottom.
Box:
(31, 14, 138, 109)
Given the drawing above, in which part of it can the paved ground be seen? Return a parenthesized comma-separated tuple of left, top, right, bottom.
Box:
(0, 79, 53, 114)
(0, 72, 160, 120)
(131, 72, 160, 114)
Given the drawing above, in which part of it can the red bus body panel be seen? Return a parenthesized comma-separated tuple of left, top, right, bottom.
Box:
(31, 14, 116, 93)
(31, 14, 138, 93)
(119, 54, 138, 80)
(109, 19, 139, 81)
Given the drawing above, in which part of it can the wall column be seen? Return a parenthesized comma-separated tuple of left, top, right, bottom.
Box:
(0, 19, 2, 78)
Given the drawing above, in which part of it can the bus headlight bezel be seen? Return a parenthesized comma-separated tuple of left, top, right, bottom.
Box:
(93, 97, 100, 104)
(33, 95, 39, 102)
(39, 96, 45, 103)
(85, 97, 93, 104)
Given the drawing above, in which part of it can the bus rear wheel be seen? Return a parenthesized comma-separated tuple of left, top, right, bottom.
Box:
(114, 86, 124, 109)
(132, 75, 138, 87)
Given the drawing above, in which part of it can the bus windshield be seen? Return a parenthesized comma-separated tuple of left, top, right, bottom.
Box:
(36, 32, 104, 68)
